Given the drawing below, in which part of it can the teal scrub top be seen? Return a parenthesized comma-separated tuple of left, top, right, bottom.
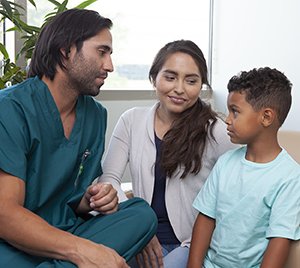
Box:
(0, 77, 107, 231)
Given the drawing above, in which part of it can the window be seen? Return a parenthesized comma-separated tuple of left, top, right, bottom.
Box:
(26, 0, 210, 90)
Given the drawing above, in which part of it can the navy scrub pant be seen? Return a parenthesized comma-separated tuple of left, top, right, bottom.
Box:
(0, 197, 157, 268)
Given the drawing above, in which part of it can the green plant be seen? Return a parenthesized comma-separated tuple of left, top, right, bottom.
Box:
(0, 0, 97, 89)
(0, 43, 27, 88)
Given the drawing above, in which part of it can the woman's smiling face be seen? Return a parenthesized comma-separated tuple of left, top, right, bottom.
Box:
(154, 52, 202, 118)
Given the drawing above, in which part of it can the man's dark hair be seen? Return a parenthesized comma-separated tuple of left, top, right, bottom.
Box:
(227, 67, 292, 126)
(27, 9, 113, 80)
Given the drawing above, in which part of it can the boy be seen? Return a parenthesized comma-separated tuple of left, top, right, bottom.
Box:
(187, 67, 300, 268)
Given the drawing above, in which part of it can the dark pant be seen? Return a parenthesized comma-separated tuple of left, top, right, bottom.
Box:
(0, 197, 157, 268)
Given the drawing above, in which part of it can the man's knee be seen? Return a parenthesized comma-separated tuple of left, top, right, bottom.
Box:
(0, 242, 47, 268)
(120, 197, 157, 235)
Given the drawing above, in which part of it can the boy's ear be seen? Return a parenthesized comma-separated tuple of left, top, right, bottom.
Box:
(261, 108, 275, 127)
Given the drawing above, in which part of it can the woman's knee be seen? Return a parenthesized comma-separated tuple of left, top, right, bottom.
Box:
(162, 246, 189, 268)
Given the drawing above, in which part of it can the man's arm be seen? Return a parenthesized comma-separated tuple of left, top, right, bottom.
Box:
(0, 168, 128, 268)
(260, 237, 291, 268)
(187, 212, 215, 268)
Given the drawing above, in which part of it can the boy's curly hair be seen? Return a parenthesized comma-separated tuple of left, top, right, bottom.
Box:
(227, 67, 292, 126)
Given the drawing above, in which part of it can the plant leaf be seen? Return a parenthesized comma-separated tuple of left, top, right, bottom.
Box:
(0, 10, 8, 17)
(46, 0, 61, 8)
(19, 24, 41, 34)
(0, 43, 9, 59)
(3, 59, 10, 74)
(44, 11, 56, 19)
(75, 0, 98, 9)
(27, 0, 36, 8)
(5, 26, 19, 32)
(0, 0, 13, 21)
(12, 75, 23, 83)
(0, 79, 5, 89)
(6, 1, 26, 11)
(57, 0, 68, 13)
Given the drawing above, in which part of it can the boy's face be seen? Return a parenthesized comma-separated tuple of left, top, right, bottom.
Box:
(225, 91, 264, 144)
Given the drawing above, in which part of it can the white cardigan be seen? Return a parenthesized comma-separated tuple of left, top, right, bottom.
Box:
(99, 102, 237, 247)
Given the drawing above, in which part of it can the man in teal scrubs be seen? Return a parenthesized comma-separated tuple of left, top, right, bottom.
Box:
(0, 9, 157, 268)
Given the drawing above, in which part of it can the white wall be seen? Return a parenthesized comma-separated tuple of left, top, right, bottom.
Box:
(211, 0, 300, 131)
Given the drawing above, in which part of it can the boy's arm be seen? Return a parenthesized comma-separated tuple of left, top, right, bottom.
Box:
(260, 237, 291, 268)
(187, 212, 215, 268)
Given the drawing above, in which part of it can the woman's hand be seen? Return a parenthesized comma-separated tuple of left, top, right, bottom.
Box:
(135, 235, 163, 268)
(76, 183, 119, 215)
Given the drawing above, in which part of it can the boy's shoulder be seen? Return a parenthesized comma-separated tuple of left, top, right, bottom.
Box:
(277, 149, 300, 175)
(217, 146, 246, 163)
(217, 147, 300, 182)
(219, 147, 300, 167)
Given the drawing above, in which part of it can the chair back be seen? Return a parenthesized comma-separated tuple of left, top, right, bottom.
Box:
(278, 129, 300, 164)
(279, 129, 300, 268)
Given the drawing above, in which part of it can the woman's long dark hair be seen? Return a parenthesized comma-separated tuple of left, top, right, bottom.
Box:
(149, 40, 218, 179)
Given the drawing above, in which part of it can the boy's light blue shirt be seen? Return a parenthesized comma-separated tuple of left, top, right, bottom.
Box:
(193, 146, 300, 268)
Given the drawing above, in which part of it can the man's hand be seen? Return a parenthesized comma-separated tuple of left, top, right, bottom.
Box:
(75, 240, 130, 268)
(135, 235, 163, 268)
(76, 183, 119, 215)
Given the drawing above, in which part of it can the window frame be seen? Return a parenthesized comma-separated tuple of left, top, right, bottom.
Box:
(7, 0, 214, 100)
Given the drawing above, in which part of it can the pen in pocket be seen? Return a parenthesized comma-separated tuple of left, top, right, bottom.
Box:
(74, 149, 90, 188)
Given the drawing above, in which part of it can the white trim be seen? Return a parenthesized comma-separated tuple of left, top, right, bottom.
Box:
(96, 89, 156, 101)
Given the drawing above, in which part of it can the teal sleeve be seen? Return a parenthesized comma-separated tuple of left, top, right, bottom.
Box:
(0, 97, 29, 181)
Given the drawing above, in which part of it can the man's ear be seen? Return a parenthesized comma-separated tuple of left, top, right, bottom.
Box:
(261, 108, 275, 127)
(60, 45, 75, 59)
(60, 47, 68, 58)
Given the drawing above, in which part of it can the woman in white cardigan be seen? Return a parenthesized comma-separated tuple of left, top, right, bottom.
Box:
(98, 40, 236, 268)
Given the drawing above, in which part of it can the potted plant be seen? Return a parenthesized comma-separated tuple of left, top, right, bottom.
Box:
(0, 0, 97, 89)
